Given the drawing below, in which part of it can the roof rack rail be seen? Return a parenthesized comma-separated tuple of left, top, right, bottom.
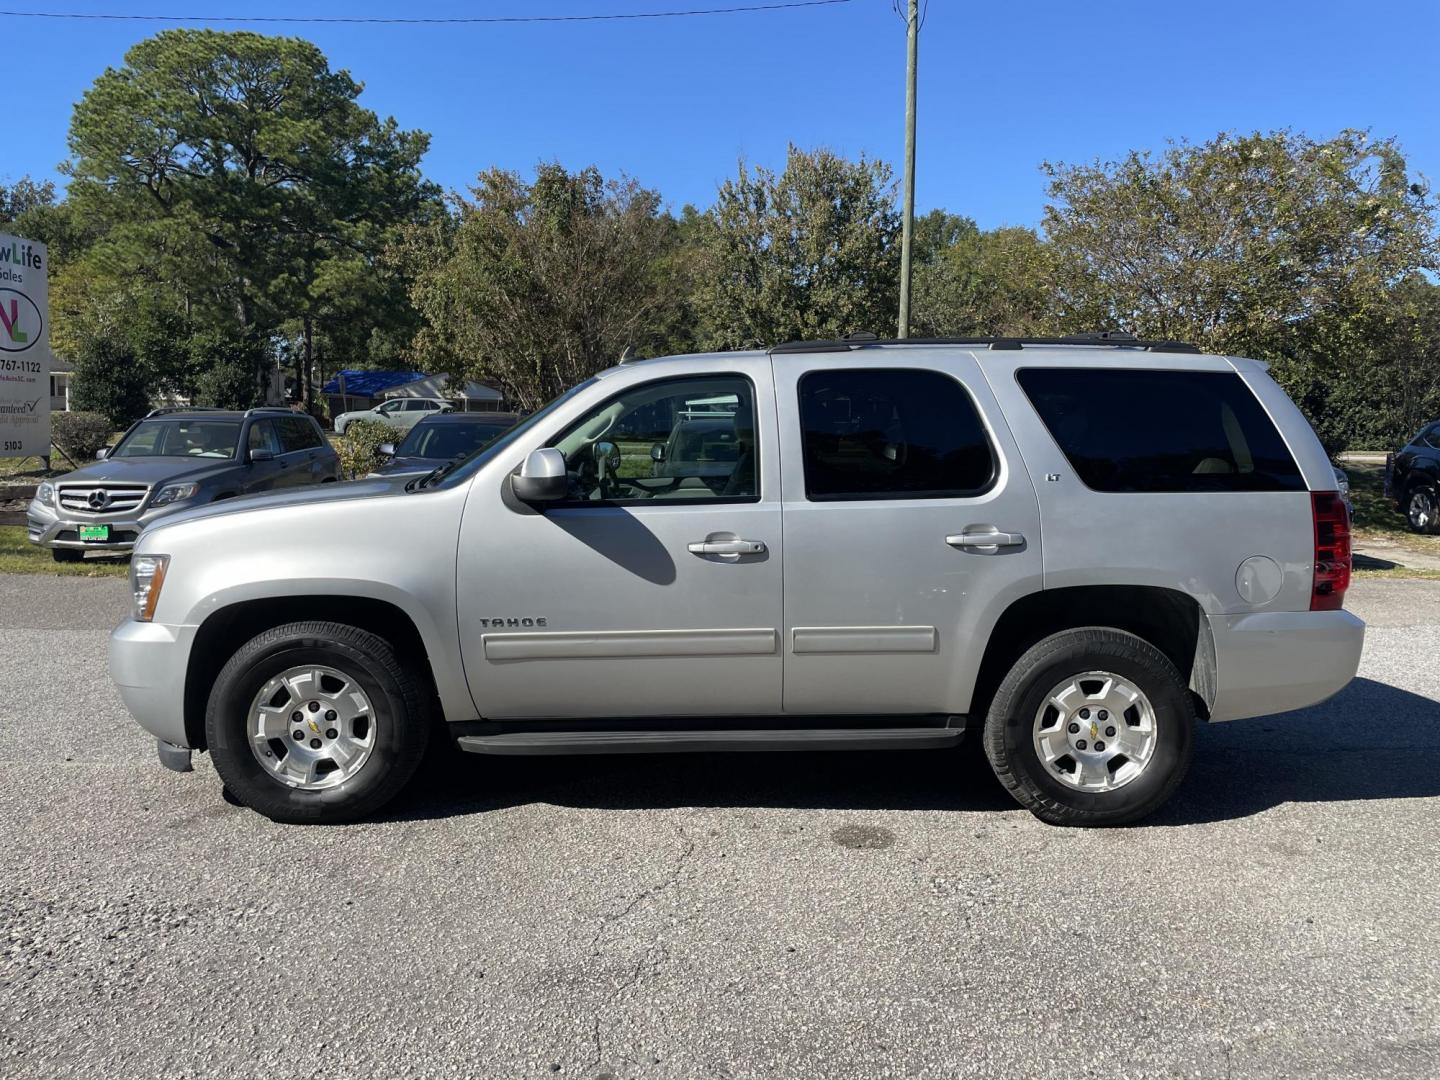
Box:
(244, 406, 297, 416)
(770, 332, 1201, 355)
(143, 406, 227, 417)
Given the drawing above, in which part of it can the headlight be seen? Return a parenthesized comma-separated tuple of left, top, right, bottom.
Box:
(130, 554, 170, 622)
(35, 482, 54, 507)
(150, 482, 200, 508)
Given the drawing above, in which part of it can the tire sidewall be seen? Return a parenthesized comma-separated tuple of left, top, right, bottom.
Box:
(206, 632, 419, 822)
(991, 634, 1193, 822)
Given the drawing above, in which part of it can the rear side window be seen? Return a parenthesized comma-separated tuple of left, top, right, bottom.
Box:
(798, 369, 996, 500)
(277, 416, 323, 452)
(1017, 368, 1304, 493)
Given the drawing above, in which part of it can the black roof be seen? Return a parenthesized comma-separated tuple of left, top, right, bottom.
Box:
(770, 331, 1201, 355)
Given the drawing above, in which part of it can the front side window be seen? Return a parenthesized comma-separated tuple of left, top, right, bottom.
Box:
(247, 420, 281, 456)
(114, 420, 241, 459)
(798, 368, 996, 500)
(1017, 368, 1305, 493)
(376, 400, 402, 415)
(549, 375, 758, 504)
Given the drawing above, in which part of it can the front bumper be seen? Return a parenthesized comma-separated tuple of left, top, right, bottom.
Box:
(27, 500, 181, 553)
(1207, 608, 1366, 722)
(109, 617, 196, 747)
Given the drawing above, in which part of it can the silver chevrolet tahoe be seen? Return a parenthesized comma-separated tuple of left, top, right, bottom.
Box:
(108, 336, 1364, 827)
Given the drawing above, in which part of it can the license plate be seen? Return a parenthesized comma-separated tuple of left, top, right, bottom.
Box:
(78, 525, 110, 542)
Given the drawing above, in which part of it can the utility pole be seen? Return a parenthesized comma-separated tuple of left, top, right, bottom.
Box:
(897, 0, 919, 339)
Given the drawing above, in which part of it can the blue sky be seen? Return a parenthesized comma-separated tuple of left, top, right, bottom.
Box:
(4, 0, 1437, 229)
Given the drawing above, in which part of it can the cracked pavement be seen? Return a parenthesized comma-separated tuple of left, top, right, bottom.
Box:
(2, 572, 1439, 1078)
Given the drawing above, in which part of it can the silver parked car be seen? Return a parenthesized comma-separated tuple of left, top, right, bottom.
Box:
(332, 396, 450, 435)
(109, 335, 1363, 826)
(28, 407, 339, 561)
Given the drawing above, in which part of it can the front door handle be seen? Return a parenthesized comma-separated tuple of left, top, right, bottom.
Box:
(688, 538, 767, 557)
(946, 529, 1025, 550)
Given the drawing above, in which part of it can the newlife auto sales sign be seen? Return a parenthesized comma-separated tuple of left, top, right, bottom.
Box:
(0, 232, 49, 458)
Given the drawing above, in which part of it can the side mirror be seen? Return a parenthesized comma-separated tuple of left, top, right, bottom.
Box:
(594, 440, 621, 473)
(249, 449, 275, 463)
(378, 443, 396, 458)
(650, 444, 666, 463)
(511, 447, 567, 503)
(95, 447, 109, 460)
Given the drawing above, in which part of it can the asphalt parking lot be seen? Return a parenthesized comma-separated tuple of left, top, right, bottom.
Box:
(2, 574, 1438, 1079)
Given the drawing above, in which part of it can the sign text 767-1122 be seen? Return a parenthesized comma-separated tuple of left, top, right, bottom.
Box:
(0, 232, 50, 459)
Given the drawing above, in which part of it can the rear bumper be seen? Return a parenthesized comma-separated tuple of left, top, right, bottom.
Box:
(109, 617, 196, 747)
(1207, 608, 1365, 722)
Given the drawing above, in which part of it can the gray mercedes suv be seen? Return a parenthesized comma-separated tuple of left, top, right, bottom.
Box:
(29, 407, 339, 561)
(108, 336, 1363, 827)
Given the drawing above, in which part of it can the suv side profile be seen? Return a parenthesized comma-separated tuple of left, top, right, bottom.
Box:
(28, 407, 339, 561)
(108, 337, 1363, 826)
(333, 397, 450, 435)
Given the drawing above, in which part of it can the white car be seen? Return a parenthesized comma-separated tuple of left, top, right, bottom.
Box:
(333, 397, 451, 435)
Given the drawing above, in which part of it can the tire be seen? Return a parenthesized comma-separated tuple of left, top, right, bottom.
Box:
(1406, 484, 1440, 535)
(983, 627, 1194, 827)
(50, 548, 83, 564)
(205, 621, 430, 824)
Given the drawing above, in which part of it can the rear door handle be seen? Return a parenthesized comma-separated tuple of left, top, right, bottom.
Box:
(688, 539, 767, 557)
(946, 530, 1025, 549)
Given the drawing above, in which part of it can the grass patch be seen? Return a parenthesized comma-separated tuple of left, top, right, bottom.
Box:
(1345, 462, 1440, 554)
(0, 526, 129, 578)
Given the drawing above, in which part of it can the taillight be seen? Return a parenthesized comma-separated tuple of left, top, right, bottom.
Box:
(1311, 492, 1351, 611)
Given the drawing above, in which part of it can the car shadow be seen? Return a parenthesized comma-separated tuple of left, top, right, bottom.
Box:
(382, 678, 1440, 826)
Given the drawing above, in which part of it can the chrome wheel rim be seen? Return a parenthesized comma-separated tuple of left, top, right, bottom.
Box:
(1032, 670, 1157, 793)
(1410, 491, 1433, 530)
(247, 665, 377, 790)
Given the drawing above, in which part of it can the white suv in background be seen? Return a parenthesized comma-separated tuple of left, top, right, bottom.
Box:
(333, 397, 451, 435)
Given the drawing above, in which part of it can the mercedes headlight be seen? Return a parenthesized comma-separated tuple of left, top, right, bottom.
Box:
(34, 482, 54, 507)
(130, 555, 170, 622)
(150, 482, 200, 508)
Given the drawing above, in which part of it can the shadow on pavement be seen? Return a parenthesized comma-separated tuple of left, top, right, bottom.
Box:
(383, 678, 1439, 826)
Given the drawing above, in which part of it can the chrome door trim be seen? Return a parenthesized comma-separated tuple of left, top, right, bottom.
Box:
(482, 627, 780, 661)
(790, 626, 938, 655)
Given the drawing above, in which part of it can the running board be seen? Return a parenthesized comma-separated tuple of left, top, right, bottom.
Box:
(457, 727, 963, 756)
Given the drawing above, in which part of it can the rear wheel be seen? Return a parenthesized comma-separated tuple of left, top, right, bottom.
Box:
(205, 621, 429, 824)
(1407, 485, 1440, 534)
(50, 548, 83, 564)
(983, 628, 1194, 826)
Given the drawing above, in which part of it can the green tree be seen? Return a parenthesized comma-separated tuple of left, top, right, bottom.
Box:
(1041, 130, 1437, 352)
(912, 222, 1060, 337)
(0, 176, 56, 224)
(64, 29, 437, 403)
(393, 164, 683, 412)
(693, 146, 900, 349)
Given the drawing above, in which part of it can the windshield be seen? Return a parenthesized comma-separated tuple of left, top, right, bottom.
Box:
(424, 379, 598, 490)
(113, 419, 241, 459)
(398, 420, 509, 460)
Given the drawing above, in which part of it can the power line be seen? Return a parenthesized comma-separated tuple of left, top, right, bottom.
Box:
(0, 1, 853, 25)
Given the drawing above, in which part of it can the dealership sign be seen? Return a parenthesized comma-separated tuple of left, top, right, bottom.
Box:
(0, 233, 49, 458)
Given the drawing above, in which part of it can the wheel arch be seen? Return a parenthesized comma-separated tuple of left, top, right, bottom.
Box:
(970, 585, 1216, 723)
(183, 595, 439, 751)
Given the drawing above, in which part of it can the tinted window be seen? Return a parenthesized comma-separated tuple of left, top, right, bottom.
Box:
(1017, 368, 1304, 493)
(550, 375, 757, 503)
(798, 369, 995, 500)
(277, 416, 323, 452)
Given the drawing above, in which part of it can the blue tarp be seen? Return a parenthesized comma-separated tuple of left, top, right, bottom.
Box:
(321, 369, 428, 397)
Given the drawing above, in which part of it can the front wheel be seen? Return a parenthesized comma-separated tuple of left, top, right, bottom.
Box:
(205, 621, 429, 824)
(983, 628, 1194, 826)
